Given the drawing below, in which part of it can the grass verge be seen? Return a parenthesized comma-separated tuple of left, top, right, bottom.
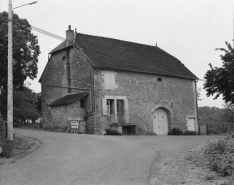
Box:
(19, 124, 69, 133)
(185, 134, 234, 184)
(0, 135, 40, 164)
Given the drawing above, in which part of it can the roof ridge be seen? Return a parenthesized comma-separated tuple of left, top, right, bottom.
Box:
(76, 32, 160, 49)
(46, 31, 197, 80)
(75, 32, 182, 62)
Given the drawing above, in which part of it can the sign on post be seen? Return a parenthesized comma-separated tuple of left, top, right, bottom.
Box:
(67, 117, 84, 134)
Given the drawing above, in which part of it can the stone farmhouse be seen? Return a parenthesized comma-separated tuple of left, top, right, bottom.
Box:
(39, 26, 198, 135)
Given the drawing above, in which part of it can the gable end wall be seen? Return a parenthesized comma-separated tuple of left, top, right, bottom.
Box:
(41, 47, 94, 133)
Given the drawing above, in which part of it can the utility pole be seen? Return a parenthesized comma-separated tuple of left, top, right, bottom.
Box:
(7, 0, 37, 141)
(7, 0, 13, 141)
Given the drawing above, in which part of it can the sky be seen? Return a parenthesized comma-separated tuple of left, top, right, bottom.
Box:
(0, 0, 233, 108)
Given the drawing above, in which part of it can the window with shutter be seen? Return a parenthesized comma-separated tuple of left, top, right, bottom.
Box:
(106, 99, 115, 115)
(124, 99, 129, 123)
(102, 99, 107, 115)
(102, 71, 118, 89)
(102, 96, 129, 124)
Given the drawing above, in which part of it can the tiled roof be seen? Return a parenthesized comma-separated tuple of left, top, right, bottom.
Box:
(49, 92, 88, 107)
(50, 40, 73, 54)
(50, 33, 197, 80)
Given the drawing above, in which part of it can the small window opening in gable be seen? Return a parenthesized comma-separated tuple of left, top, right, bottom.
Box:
(62, 56, 66, 60)
(157, 78, 162, 82)
(106, 99, 115, 114)
(80, 99, 85, 108)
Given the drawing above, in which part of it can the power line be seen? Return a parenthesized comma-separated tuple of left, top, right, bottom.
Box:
(31, 26, 65, 41)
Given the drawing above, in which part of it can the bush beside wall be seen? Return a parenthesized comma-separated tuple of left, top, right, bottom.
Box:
(204, 138, 234, 176)
(168, 127, 197, 135)
(0, 119, 12, 158)
(0, 119, 7, 142)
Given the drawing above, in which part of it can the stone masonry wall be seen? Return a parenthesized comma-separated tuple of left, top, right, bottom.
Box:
(94, 69, 196, 134)
(51, 101, 86, 125)
(41, 47, 94, 133)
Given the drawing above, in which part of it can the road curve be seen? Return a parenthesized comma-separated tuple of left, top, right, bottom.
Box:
(0, 129, 156, 185)
(0, 129, 223, 185)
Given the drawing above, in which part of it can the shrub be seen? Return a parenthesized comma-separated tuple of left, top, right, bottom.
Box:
(184, 130, 196, 135)
(105, 128, 122, 135)
(205, 173, 216, 180)
(144, 131, 157, 135)
(204, 138, 234, 176)
(168, 127, 183, 135)
(0, 140, 13, 158)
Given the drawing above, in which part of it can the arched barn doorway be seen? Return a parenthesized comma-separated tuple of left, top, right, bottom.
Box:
(153, 108, 169, 135)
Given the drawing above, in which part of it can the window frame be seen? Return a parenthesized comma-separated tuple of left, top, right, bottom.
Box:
(102, 96, 129, 123)
(102, 71, 118, 89)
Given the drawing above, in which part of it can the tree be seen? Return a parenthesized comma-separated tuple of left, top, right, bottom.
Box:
(0, 11, 40, 118)
(204, 42, 234, 103)
(197, 87, 202, 101)
(222, 103, 234, 127)
(35, 92, 42, 114)
(198, 106, 224, 125)
(0, 11, 40, 91)
(14, 87, 40, 122)
(1, 86, 40, 123)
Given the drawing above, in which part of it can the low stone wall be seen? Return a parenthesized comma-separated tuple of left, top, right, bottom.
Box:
(0, 119, 7, 142)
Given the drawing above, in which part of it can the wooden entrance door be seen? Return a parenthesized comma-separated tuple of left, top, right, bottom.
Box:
(187, 118, 195, 131)
(117, 100, 124, 124)
(153, 108, 168, 135)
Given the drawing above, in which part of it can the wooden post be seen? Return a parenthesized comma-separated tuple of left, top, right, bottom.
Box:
(7, 0, 13, 141)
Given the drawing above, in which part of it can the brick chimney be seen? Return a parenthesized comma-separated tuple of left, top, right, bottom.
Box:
(66, 25, 74, 45)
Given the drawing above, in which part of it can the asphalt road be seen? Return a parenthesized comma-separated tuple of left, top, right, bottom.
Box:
(0, 129, 223, 185)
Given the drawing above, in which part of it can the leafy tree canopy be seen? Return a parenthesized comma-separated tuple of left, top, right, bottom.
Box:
(198, 106, 232, 125)
(14, 86, 40, 121)
(204, 42, 234, 103)
(0, 86, 40, 121)
(0, 12, 40, 120)
(0, 11, 40, 91)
